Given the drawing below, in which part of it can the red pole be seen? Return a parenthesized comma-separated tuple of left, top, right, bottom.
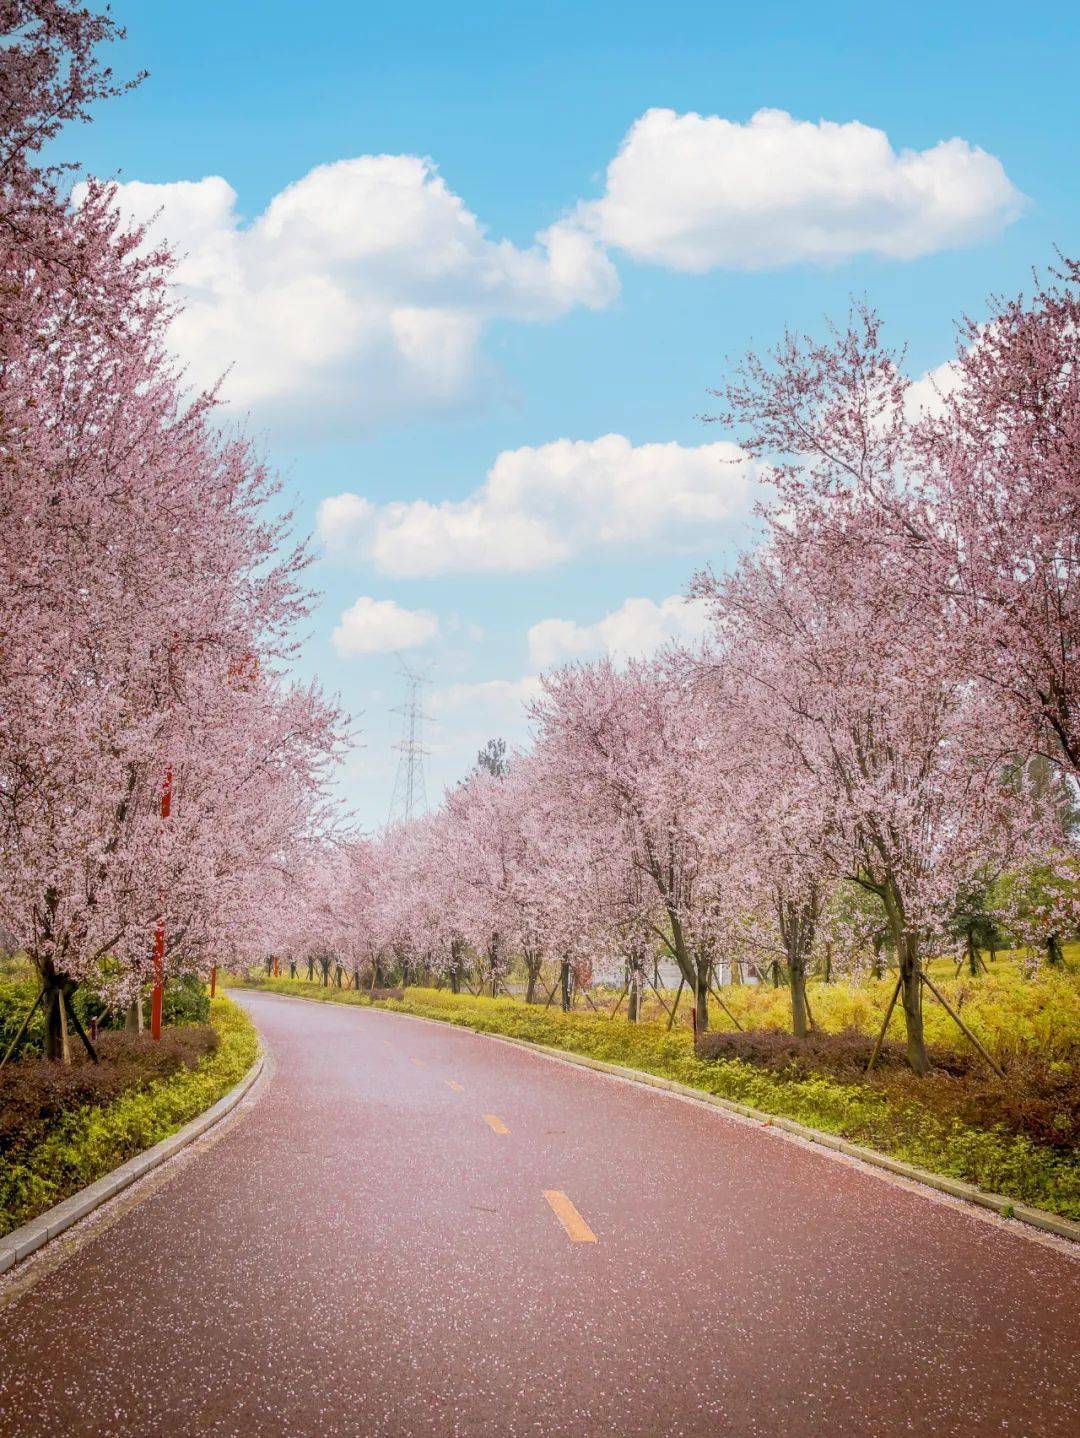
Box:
(151, 766, 173, 1042)
(210, 965, 218, 1000)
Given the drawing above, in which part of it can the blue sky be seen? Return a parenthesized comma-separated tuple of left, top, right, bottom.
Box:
(73, 1, 1078, 826)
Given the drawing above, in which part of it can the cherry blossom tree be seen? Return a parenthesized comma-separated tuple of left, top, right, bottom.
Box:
(531, 655, 741, 1034)
(0, 7, 346, 1059)
(712, 269, 1079, 781)
(696, 490, 1061, 1072)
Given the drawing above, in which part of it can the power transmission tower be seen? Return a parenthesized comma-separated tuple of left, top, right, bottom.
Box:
(387, 657, 432, 826)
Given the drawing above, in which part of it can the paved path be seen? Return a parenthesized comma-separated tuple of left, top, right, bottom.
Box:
(0, 990, 1078, 1437)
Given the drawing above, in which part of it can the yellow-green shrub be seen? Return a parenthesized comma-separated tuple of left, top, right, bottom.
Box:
(0, 997, 258, 1238)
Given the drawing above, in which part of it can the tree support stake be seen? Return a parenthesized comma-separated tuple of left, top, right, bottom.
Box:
(866, 974, 903, 1074)
(0, 988, 45, 1068)
(919, 970, 1005, 1080)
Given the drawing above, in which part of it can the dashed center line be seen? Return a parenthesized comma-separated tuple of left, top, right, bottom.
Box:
(483, 1114, 510, 1135)
(544, 1190, 597, 1243)
(445, 1080, 464, 1092)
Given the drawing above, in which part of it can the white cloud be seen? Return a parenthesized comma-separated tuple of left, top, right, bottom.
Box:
(528, 594, 710, 668)
(904, 357, 963, 423)
(331, 597, 439, 656)
(430, 675, 543, 717)
(318, 434, 757, 577)
(90, 115, 1020, 436)
(425, 675, 541, 801)
(570, 107, 1024, 272)
(86, 156, 617, 436)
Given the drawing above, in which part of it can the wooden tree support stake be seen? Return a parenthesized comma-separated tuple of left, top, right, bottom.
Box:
(665, 976, 686, 1032)
(607, 983, 629, 1019)
(645, 977, 675, 1022)
(866, 974, 903, 1074)
(919, 970, 1005, 1080)
(707, 981, 744, 1031)
(580, 986, 602, 1013)
(65, 995, 99, 1064)
(0, 988, 45, 1068)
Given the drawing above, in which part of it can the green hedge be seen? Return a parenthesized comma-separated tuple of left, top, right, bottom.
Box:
(233, 975, 1080, 1220)
(0, 996, 258, 1238)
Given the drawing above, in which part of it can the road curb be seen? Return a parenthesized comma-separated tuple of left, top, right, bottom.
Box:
(232, 985, 1080, 1247)
(0, 1048, 265, 1277)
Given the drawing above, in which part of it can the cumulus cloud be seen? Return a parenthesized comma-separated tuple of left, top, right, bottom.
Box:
(528, 594, 710, 668)
(904, 357, 963, 423)
(569, 108, 1024, 272)
(331, 596, 439, 656)
(431, 675, 544, 716)
(318, 434, 757, 577)
(86, 112, 1017, 438)
(87, 156, 617, 436)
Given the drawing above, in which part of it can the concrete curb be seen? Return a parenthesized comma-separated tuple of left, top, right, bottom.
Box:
(233, 984, 1080, 1247)
(0, 1048, 265, 1277)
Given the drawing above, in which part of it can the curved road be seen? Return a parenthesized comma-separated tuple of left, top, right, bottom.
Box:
(0, 990, 1077, 1437)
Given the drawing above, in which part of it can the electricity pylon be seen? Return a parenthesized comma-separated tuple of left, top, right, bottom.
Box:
(387, 656, 432, 826)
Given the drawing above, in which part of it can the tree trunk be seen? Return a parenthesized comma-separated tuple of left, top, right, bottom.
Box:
(450, 966, 460, 994)
(871, 936, 885, 981)
(559, 959, 572, 1012)
(667, 909, 701, 1030)
(488, 933, 501, 997)
(790, 961, 809, 1039)
(1047, 933, 1064, 968)
(821, 942, 833, 984)
(966, 925, 980, 977)
(693, 962, 710, 1035)
(43, 983, 71, 1064)
(306, 958, 315, 982)
(524, 958, 541, 1004)
(898, 931, 930, 1075)
(627, 968, 640, 1023)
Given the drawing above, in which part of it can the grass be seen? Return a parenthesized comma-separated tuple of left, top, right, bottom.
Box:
(0, 996, 258, 1239)
(234, 966, 1080, 1221)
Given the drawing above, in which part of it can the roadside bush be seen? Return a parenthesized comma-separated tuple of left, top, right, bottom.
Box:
(162, 973, 212, 1027)
(0, 997, 258, 1238)
(0, 1027, 218, 1162)
(713, 964, 1080, 1064)
(695, 1027, 973, 1078)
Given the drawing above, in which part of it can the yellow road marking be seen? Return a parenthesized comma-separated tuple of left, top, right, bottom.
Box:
(410, 1056, 426, 1067)
(445, 1080, 464, 1092)
(483, 1113, 510, 1134)
(544, 1190, 597, 1243)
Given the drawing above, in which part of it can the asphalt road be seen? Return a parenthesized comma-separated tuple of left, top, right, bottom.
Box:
(0, 989, 1077, 1437)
